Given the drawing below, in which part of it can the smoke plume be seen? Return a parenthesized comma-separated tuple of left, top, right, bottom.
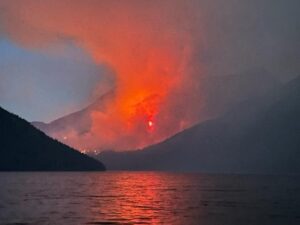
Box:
(1, 0, 299, 151)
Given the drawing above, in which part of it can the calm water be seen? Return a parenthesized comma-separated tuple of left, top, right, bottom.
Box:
(0, 172, 299, 225)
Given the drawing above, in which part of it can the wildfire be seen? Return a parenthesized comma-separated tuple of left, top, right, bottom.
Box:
(148, 120, 153, 128)
(1, 0, 200, 151)
(147, 119, 155, 132)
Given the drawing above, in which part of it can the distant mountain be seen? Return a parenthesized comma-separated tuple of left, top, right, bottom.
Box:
(32, 69, 280, 147)
(32, 90, 115, 137)
(98, 75, 300, 174)
(0, 107, 106, 171)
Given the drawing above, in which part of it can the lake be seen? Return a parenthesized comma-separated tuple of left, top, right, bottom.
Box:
(0, 172, 299, 225)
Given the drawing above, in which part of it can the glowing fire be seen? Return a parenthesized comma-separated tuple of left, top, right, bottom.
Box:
(147, 118, 155, 133)
(148, 120, 153, 128)
(0, 0, 202, 151)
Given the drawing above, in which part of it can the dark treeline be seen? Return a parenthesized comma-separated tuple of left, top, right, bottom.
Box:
(0, 107, 105, 171)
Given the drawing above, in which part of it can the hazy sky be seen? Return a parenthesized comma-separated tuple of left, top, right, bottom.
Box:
(0, 38, 112, 122)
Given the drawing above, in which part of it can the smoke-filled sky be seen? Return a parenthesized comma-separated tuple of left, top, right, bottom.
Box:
(0, 38, 113, 121)
(0, 0, 299, 151)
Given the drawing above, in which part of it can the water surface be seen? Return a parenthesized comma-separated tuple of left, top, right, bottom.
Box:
(0, 172, 299, 225)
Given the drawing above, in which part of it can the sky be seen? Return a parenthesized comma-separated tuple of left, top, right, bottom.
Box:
(0, 0, 299, 151)
(0, 38, 113, 122)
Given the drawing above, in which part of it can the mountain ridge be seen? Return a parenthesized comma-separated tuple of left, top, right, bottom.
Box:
(0, 106, 106, 171)
(33, 69, 281, 151)
(97, 75, 300, 174)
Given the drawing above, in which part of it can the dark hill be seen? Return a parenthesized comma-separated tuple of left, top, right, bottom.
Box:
(98, 75, 300, 174)
(0, 107, 106, 171)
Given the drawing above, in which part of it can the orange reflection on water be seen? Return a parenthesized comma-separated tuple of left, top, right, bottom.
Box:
(91, 172, 179, 224)
(113, 173, 165, 224)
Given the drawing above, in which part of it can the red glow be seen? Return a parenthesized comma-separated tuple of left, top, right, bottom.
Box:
(1, 1, 204, 151)
(147, 117, 155, 132)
